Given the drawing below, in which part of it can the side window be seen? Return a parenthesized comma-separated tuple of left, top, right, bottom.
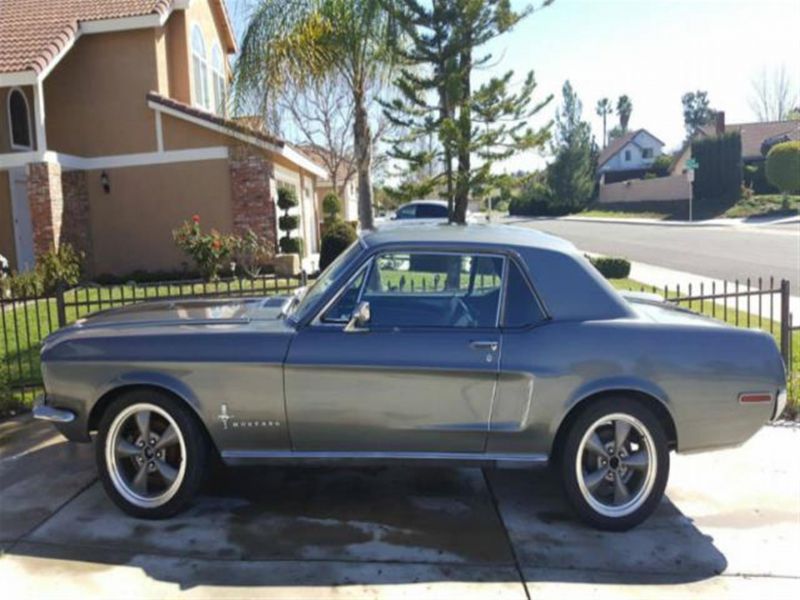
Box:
(504, 261, 546, 328)
(416, 203, 448, 218)
(8, 89, 31, 149)
(395, 205, 416, 219)
(322, 266, 367, 323)
(363, 252, 503, 328)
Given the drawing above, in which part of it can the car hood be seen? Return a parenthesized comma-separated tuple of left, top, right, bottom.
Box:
(73, 297, 291, 328)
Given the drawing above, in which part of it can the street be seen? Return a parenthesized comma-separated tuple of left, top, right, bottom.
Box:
(508, 218, 800, 292)
(1, 416, 798, 598)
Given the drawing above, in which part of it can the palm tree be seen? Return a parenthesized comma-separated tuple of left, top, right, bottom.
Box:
(235, 0, 398, 230)
(616, 94, 633, 133)
(595, 97, 612, 147)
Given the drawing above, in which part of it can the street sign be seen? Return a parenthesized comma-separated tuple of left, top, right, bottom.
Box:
(685, 158, 699, 171)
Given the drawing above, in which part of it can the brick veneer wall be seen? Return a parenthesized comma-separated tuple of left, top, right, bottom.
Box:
(61, 170, 93, 270)
(27, 162, 63, 258)
(228, 145, 277, 246)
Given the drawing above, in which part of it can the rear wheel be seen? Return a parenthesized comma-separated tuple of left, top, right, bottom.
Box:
(96, 390, 209, 518)
(560, 397, 669, 531)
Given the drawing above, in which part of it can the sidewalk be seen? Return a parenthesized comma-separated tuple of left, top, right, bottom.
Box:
(622, 259, 800, 322)
(557, 214, 800, 228)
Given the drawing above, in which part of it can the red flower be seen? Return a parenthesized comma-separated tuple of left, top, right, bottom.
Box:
(192, 214, 200, 223)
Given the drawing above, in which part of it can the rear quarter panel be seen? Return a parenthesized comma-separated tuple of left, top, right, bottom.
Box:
(489, 319, 784, 455)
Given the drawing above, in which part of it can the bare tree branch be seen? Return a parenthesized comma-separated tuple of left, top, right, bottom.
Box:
(749, 65, 799, 122)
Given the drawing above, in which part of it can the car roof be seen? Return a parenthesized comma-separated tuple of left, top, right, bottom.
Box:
(361, 223, 576, 253)
(400, 199, 448, 207)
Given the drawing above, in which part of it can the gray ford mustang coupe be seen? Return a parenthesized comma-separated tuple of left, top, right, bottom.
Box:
(34, 224, 786, 530)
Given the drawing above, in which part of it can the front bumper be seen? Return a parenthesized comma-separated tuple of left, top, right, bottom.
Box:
(33, 395, 76, 423)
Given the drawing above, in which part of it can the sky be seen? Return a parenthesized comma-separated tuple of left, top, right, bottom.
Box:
(227, 0, 800, 173)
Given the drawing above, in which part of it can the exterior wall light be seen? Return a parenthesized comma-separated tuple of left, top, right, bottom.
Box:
(100, 171, 111, 194)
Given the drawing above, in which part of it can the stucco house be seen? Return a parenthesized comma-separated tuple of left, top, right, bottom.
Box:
(597, 129, 665, 183)
(297, 144, 359, 224)
(0, 0, 327, 277)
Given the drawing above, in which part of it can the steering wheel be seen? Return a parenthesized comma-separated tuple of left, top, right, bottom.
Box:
(446, 296, 476, 327)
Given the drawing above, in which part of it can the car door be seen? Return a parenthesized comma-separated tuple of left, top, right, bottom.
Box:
(284, 249, 506, 454)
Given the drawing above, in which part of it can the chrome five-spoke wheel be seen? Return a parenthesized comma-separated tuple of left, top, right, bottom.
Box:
(560, 398, 670, 531)
(105, 403, 187, 508)
(97, 391, 209, 518)
(576, 413, 657, 518)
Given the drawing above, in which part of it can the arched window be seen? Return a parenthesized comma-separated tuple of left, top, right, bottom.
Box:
(191, 25, 209, 110)
(210, 44, 226, 115)
(7, 88, 32, 150)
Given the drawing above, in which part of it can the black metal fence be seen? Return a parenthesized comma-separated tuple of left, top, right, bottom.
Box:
(0, 273, 796, 414)
(0, 273, 307, 409)
(631, 277, 794, 367)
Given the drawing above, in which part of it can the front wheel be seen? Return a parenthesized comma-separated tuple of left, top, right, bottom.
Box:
(96, 390, 209, 518)
(560, 398, 670, 531)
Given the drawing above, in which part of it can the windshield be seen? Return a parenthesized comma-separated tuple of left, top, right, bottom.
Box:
(289, 240, 363, 323)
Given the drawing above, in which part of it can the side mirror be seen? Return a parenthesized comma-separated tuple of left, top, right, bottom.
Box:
(344, 301, 370, 333)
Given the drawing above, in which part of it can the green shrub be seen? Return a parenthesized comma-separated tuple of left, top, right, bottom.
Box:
(589, 256, 631, 279)
(320, 220, 357, 270)
(650, 154, 673, 177)
(278, 215, 299, 231)
(691, 132, 742, 206)
(173, 215, 236, 281)
(8, 271, 44, 297)
(36, 244, 83, 293)
(277, 186, 299, 210)
(277, 186, 302, 255)
(766, 141, 800, 194)
(322, 192, 342, 222)
(279, 236, 303, 255)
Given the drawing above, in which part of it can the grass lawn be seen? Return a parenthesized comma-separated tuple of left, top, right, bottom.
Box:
(578, 209, 670, 220)
(722, 194, 800, 218)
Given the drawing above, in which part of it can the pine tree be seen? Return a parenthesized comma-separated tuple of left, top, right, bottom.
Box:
(385, 0, 553, 223)
(547, 81, 596, 212)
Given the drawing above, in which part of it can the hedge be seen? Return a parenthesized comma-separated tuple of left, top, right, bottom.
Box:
(589, 256, 631, 279)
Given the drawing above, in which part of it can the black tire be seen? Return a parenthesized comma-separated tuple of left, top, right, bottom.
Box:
(95, 389, 209, 519)
(560, 397, 670, 531)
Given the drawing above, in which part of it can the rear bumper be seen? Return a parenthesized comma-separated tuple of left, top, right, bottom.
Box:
(773, 388, 788, 421)
(33, 395, 76, 423)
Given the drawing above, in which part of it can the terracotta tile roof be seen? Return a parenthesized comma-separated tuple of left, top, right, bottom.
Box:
(698, 120, 800, 159)
(0, 0, 172, 74)
(147, 92, 286, 147)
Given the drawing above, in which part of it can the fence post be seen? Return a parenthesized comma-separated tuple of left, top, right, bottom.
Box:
(780, 279, 790, 366)
(301, 270, 308, 287)
(56, 283, 67, 328)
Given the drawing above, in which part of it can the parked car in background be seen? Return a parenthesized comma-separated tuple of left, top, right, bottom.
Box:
(385, 200, 478, 225)
(34, 224, 786, 530)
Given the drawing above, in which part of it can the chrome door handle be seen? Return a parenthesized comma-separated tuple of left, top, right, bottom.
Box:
(469, 340, 498, 352)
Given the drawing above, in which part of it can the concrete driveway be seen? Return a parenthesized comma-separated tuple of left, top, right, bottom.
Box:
(1, 416, 798, 598)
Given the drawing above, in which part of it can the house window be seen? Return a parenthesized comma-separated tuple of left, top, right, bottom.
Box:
(7, 88, 32, 150)
(642, 148, 654, 159)
(624, 149, 631, 162)
(210, 44, 226, 115)
(191, 25, 210, 110)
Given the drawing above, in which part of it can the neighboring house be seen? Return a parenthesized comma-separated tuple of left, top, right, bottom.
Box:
(0, 0, 327, 276)
(597, 129, 665, 183)
(673, 111, 800, 182)
(298, 145, 359, 224)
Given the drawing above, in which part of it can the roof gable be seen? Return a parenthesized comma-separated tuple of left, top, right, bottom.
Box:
(598, 128, 664, 168)
(0, 0, 236, 78)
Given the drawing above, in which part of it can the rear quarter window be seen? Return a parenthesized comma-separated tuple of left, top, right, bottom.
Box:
(504, 261, 546, 328)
